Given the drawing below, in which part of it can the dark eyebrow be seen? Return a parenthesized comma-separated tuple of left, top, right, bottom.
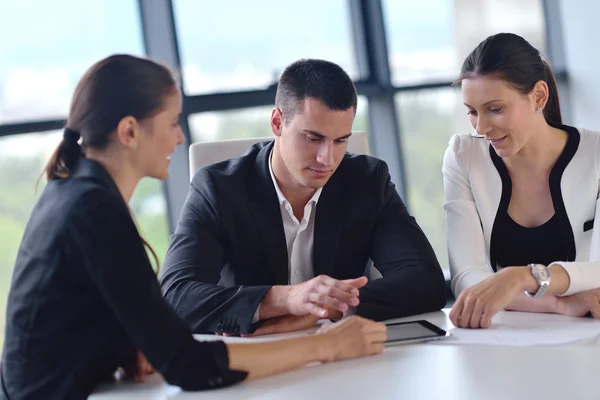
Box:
(464, 100, 503, 108)
(303, 130, 353, 140)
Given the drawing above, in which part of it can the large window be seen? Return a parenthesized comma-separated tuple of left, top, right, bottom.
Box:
(396, 89, 472, 273)
(0, 0, 143, 123)
(173, 0, 358, 94)
(383, 0, 546, 86)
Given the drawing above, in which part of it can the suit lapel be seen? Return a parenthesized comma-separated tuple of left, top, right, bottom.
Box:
(313, 173, 346, 277)
(247, 143, 289, 285)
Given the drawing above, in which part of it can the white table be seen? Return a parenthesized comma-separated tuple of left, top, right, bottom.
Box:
(91, 310, 600, 400)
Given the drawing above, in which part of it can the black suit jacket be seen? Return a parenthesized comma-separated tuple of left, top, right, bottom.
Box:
(160, 141, 446, 334)
(1, 159, 244, 399)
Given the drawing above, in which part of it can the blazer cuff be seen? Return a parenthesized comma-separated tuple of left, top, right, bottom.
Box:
(207, 285, 272, 335)
(551, 261, 600, 296)
(203, 340, 248, 389)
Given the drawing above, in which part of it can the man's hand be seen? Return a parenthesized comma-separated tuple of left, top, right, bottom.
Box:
(122, 351, 154, 383)
(244, 314, 321, 336)
(259, 275, 368, 320)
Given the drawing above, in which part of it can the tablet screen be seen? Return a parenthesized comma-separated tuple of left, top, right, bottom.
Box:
(385, 320, 447, 343)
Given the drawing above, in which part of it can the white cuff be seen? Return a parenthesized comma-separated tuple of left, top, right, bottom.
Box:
(552, 261, 600, 296)
(252, 303, 261, 324)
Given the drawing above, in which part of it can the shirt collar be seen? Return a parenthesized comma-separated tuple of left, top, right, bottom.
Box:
(268, 150, 322, 206)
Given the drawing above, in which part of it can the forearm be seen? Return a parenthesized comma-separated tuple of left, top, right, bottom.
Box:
(504, 294, 560, 313)
(501, 264, 570, 313)
(504, 264, 570, 298)
(226, 335, 326, 380)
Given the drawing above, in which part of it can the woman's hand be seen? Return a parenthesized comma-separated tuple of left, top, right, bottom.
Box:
(556, 288, 600, 318)
(450, 267, 537, 329)
(316, 315, 387, 362)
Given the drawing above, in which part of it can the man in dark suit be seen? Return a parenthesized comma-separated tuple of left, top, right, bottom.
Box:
(160, 59, 446, 335)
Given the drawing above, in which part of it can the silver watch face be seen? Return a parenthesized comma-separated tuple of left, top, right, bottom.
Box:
(532, 264, 550, 282)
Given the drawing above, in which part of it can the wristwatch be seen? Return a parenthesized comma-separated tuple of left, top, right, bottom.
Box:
(524, 263, 551, 298)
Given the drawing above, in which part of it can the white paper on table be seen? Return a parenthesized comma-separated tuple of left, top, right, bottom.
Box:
(438, 324, 600, 346)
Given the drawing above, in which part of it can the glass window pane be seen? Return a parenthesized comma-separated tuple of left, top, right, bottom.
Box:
(396, 88, 472, 272)
(0, 132, 168, 347)
(131, 179, 170, 269)
(189, 106, 273, 143)
(353, 97, 369, 135)
(0, 0, 144, 124)
(383, 0, 546, 86)
(189, 97, 369, 143)
(0, 131, 62, 349)
(173, 0, 358, 95)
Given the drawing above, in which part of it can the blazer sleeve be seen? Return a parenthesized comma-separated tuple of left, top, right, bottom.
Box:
(356, 160, 446, 321)
(69, 191, 247, 391)
(160, 168, 271, 334)
(551, 135, 600, 296)
(442, 134, 493, 297)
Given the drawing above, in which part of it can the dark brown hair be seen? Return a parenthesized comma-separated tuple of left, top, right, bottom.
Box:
(275, 58, 357, 122)
(45, 54, 176, 272)
(46, 54, 177, 180)
(455, 33, 562, 126)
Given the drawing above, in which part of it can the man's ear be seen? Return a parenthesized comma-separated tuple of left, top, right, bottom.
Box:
(270, 107, 284, 137)
(116, 116, 140, 149)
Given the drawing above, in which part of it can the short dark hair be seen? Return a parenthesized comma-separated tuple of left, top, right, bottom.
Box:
(275, 59, 357, 122)
(45, 54, 177, 181)
(455, 33, 562, 126)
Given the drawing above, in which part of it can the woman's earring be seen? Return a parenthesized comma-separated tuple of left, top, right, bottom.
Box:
(536, 107, 543, 114)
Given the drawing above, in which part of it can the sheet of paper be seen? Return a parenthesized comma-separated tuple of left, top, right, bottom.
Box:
(438, 323, 600, 346)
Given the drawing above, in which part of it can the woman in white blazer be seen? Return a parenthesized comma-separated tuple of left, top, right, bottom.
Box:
(444, 33, 600, 329)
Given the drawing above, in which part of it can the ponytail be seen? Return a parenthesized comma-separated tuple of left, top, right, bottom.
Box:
(45, 128, 82, 181)
(542, 60, 563, 126)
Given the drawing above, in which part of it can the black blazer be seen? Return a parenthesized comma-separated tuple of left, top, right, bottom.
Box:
(160, 141, 446, 335)
(1, 159, 245, 400)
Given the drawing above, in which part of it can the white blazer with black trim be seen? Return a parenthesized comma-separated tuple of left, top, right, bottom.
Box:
(443, 124, 600, 297)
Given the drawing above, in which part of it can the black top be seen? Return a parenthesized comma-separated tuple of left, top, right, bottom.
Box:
(494, 213, 570, 267)
(160, 140, 446, 334)
(1, 159, 246, 400)
(489, 124, 580, 270)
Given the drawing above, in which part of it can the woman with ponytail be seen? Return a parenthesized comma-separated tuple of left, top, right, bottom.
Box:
(445, 33, 600, 328)
(1, 55, 386, 399)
